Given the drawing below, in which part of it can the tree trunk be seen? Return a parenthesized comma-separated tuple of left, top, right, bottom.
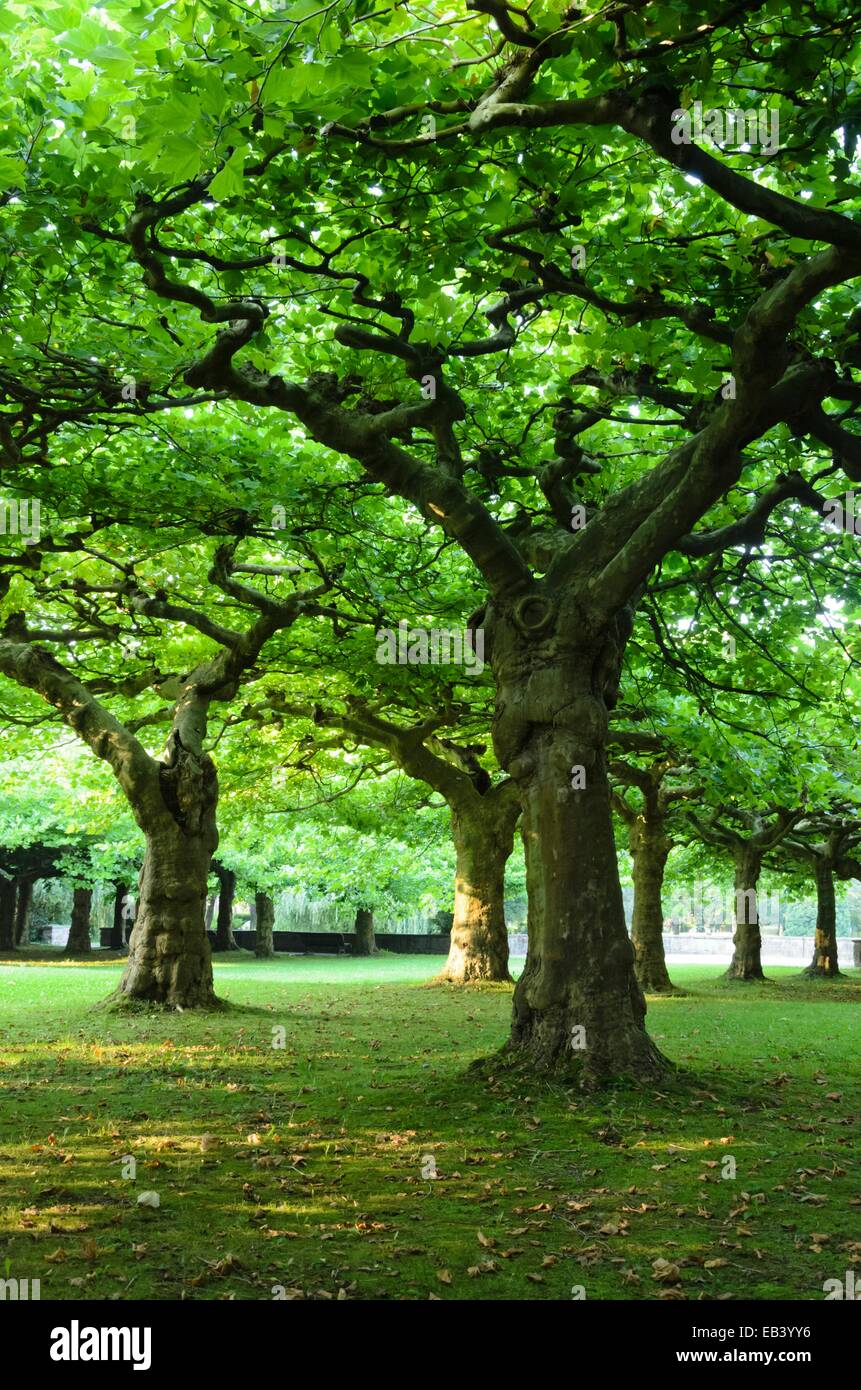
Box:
(804, 857, 842, 977)
(508, 734, 664, 1080)
(110, 882, 127, 950)
(65, 887, 93, 955)
(0, 878, 17, 951)
(486, 601, 665, 1084)
(629, 824, 673, 992)
(13, 876, 33, 947)
(116, 735, 219, 1007)
(725, 850, 765, 980)
(255, 891, 275, 958)
(435, 791, 518, 984)
(213, 866, 239, 951)
(118, 824, 216, 1006)
(204, 893, 216, 930)
(353, 905, 377, 956)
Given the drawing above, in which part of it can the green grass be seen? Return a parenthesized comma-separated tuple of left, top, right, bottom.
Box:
(1, 953, 860, 1301)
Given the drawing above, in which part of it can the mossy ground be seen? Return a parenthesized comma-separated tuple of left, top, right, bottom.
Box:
(1, 952, 859, 1301)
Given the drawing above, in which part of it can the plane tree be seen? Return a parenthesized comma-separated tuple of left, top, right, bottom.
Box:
(241, 494, 521, 983)
(5, 1, 861, 1078)
(263, 694, 520, 982)
(215, 755, 458, 953)
(618, 450, 861, 980)
(774, 810, 861, 978)
(609, 733, 701, 993)
(0, 508, 360, 1004)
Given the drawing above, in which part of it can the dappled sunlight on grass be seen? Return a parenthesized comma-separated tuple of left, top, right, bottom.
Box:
(0, 958, 859, 1299)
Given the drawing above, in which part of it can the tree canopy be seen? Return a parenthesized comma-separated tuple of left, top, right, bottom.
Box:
(2, 0, 861, 1079)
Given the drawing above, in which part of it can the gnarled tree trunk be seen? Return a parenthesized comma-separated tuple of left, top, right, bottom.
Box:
(353, 905, 377, 956)
(117, 735, 218, 1007)
(804, 857, 842, 977)
(629, 823, 673, 993)
(726, 849, 764, 980)
(213, 864, 239, 951)
(14, 876, 33, 947)
(510, 729, 663, 1079)
(489, 601, 665, 1083)
(65, 887, 93, 955)
(435, 785, 520, 984)
(119, 824, 215, 1005)
(0, 878, 16, 951)
(255, 891, 275, 958)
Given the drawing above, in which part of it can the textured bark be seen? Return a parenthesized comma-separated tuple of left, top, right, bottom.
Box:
(255, 891, 276, 958)
(353, 906, 377, 956)
(436, 790, 518, 983)
(488, 598, 665, 1083)
(117, 739, 218, 1007)
(0, 554, 319, 1009)
(65, 887, 93, 955)
(296, 701, 522, 985)
(13, 876, 33, 947)
(213, 865, 239, 951)
(804, 857, 842, 977)
(110, 882, 127, 951)
(204, 893, 216, 930)
(629, 823, 673, 992)
(0, 878, 16, 951)
(119, 826, 215, 1005)
(726, 849, 764, 980)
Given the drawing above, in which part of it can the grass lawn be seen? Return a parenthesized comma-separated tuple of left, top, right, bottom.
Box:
(1, 953, 859, 1301)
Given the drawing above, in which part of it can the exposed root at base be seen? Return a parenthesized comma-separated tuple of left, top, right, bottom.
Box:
(424, 971, 514, 990)
(96, 991, 229, 1015)
(468, 1040, 675, 1092)
(720, 972, 771, 985)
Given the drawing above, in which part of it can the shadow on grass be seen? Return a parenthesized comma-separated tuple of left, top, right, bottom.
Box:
(713, 974, 861, 1004)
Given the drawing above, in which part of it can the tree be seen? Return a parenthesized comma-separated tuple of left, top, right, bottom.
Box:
(780, 816, 861, 977)
(0, 876, 15, 951)
(5, 1, 861, 1076)
(266, 697, 520, 982)
(65, 885, 92, 955)
(610, 736, 701, 992)
(688, 807, 803, 979)
(109, 881, 129, 952)
(254, 891, 276, 959)
(212, 861, 240, 953)
(0, 525, 348, 1005)
(353, 906, 377, 957)
(13, 874, 34, 946)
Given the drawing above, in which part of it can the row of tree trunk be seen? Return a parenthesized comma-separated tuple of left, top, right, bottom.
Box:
(0, 868, 279, 961)
(2, 828, 844, 988)
(627, 829, 844, 990)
